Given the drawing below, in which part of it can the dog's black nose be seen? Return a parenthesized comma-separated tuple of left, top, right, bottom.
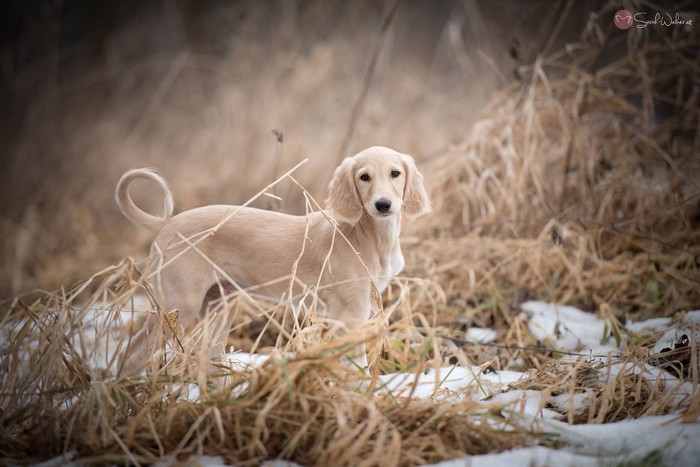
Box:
(375, 199, 392, 213)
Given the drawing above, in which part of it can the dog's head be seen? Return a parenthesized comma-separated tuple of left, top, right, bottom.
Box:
(327, 146, 431, 225)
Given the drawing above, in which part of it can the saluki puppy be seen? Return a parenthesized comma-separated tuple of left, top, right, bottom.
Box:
(116, 146, 430, 374)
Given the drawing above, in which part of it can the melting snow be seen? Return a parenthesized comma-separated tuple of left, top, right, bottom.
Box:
(520, 301, 618, 355)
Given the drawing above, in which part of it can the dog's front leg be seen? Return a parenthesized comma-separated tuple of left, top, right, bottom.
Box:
(323, 289, 371, 370)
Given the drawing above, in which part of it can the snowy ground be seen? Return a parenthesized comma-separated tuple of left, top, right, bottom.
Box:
(7, 300, 699, 466)
(238, 301, 700, 466)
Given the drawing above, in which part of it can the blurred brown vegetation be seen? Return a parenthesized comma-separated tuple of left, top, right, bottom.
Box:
(0, 0, 541, 297)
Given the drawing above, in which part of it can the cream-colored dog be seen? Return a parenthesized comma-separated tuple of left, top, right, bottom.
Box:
(116, 146, 430, 373)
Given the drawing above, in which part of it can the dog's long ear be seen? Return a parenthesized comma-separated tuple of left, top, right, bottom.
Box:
(401, 153, 431, 219)
(327, 157, 363, 225)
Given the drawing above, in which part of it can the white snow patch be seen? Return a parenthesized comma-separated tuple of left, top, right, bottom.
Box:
(550, 391, 590, 413)
(427, 414, 700, 467)
(489, 389, 560, 420)
(684, 310, 700, 324)
(154, 455, 231, 467)
(426, 446, 601, 467)
(465, 327, 498, 343)
(377, 366, 478, 399)
(221, 351, 270, 371)
(520, 301, 618, 355)
(261, 461, 305, 467)
(478, 370, 525, 386)
(652, 327, 698, 355)
(375, 365, 526, 400)
(539, 414, 700, 465)
(624, 317, 672, 333)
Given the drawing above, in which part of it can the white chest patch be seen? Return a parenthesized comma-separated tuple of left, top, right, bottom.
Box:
(368, 217, 404, 293)
(374, 244, 404, 293)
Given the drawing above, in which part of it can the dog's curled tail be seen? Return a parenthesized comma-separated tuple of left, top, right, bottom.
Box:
(116, 168, 175, 232)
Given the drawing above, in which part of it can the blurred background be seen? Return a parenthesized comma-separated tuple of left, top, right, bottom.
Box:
(0, 0, 697, 303)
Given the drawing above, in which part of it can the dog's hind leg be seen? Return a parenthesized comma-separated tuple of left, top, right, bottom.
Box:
(118, 265, 215, 375)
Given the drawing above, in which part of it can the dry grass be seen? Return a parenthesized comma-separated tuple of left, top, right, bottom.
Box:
(513, 350, 696, 425)
(0, 259, 528, 466)
(2, 3, 700, 466)
(408, 9, 700, 322)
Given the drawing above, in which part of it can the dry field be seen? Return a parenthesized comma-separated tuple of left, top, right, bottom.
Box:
(1, 2, 699, 466)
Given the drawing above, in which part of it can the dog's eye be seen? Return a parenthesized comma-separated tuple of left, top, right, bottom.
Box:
(391, 170, 401, 178)
(359, 173, 371, 182)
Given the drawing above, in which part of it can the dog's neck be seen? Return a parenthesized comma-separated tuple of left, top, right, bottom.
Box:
(346, 212, 404, 291)
(353, 212, 401, 247)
